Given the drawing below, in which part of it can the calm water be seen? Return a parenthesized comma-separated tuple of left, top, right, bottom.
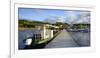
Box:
(18, 29, 42, 49)
(18, 29, 90, 49)
(69, 32, 90, 46)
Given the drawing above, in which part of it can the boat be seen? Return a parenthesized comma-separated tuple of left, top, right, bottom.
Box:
(24, 24, 60, 49)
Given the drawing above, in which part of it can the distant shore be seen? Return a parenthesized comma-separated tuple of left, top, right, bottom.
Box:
(18, 27, 37, 30)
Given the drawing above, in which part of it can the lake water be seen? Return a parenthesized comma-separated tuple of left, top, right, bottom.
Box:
(18, 29, 42, 49)
(18, 29, 90, 49)
(69, 32, 90, 46)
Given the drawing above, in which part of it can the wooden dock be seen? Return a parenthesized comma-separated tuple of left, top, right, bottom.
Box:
(45, 29, 79, 48)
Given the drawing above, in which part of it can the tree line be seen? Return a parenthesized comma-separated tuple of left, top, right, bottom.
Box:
(19, 19, 70, 29)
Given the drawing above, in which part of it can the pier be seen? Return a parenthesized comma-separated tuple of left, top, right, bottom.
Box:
(45, 29, 79, 48)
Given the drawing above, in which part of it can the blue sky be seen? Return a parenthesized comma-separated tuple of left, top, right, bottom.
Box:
(18, 8, 90, 24)
(18, 8, 67, 21)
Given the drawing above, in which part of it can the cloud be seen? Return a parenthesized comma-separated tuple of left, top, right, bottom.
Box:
(75, 11, 90, 24)
(65, 11, 90, 24)
(33, 9, 45, 14)
(75, 17, 90, 24)
(56, 16, 65, 22)
(44, 16, 65, 24)
(44, 16, 57, 24)
(65, 11, 78, 24)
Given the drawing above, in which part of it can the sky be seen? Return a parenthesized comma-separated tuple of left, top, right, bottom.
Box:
(18, 8, 90, 24)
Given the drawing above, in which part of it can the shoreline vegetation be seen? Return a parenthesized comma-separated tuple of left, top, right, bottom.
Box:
(19, 19, 90, 31)
(18, 19, 69, 30)
(18, 19, 49, 30)
(19, 27, 37, 30)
